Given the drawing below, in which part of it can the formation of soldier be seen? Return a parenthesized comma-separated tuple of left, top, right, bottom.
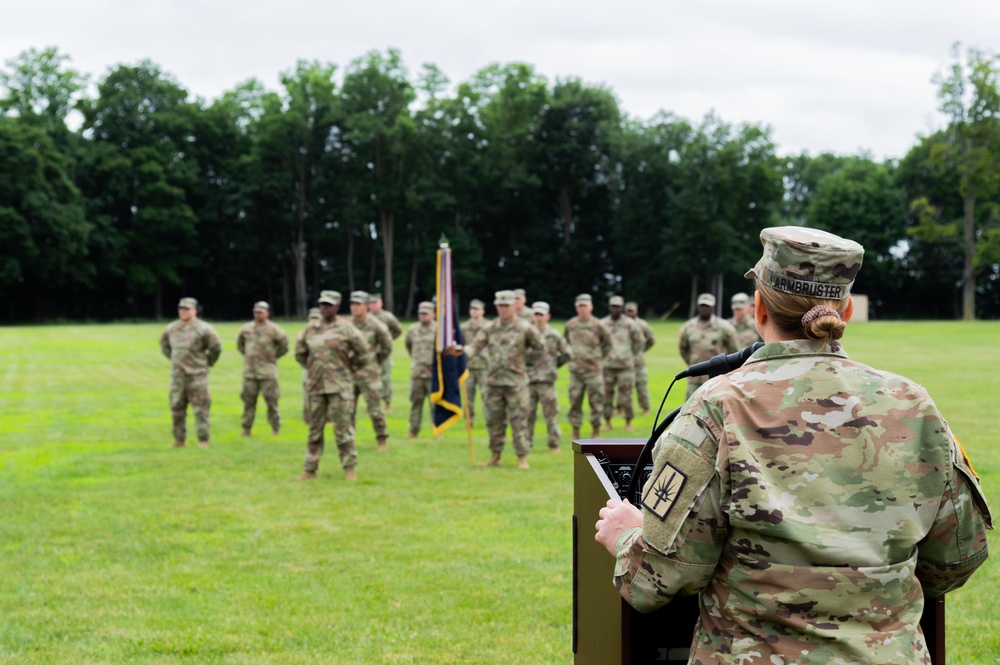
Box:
(677, 293, 740, 399)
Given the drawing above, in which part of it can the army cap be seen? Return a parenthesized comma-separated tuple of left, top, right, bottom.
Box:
(575, 293, 592, 306)
(317, 290, 341, 305)
(418, 301, 435, 314)
(609, 295, 624, 307)
(369, 292, 382, 302)
(624, 301, 638, 312)
(253, 301, 270, 312)
(494, 290, 516, 306)
(730, 292, 751, 308)
(745, 226, 864, 300)
(697, 293, 716, 307)
(178, 297, 198, 310)
(513, 288, 526, 299)
(350, 290, 369, 304)
(532, 301, 550, 315)
(469, 298, 485, 310)
(307, 307, 321, 320)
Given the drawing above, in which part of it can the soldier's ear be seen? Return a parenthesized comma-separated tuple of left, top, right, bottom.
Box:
(754, 292, 766, 325)
(842, 297, 855, 323)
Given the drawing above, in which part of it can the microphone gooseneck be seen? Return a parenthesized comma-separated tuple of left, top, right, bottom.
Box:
(674, 342, 764, 381)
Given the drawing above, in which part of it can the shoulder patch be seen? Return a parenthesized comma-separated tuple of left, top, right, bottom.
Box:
(640, 440, 716, 551)
(642, 462, 687, 520)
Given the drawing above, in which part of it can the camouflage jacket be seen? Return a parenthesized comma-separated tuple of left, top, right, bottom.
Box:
(160, 319, 222, 376)
(236, 320, 289, 379)
(351, 315, 393, 382)
(631, 316, 656, 367)
(467, 317, 544, 388)
(727, 315, 762, 348)
(614, 340, 992, 664)
(461, 317, 491, 371)
(405, 321, 436, 379)
(295, 318, 369, 398)
(678, 315, 739, 386)
(527, 325, 573, 384)
(564, 316, 612, 374)
(375, 310, 403, 341)
(600, 315, 644, 370)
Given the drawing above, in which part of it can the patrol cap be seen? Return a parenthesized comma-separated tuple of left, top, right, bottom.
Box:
(609, 295, 624, 307)
(418, 301, 435, 314)
(317, 290, 341, 305)
(575, 293, 592, 306)
(307, 307, 321, 320)
(532, 301, 550, 315)
(696, 293, 716, 307)
(369, 292, 382, 302)
(624, 301, 638, 312)
(350, 290, 369, 304)
(730, 292, 751, 308)
(469, 298, 485, 310)
(253, 301, 270, 312)
(178, 297, 198, 310)
(745, 226, 864, 300)
(494, 290, 516, 306)
(512, 288, 526, 299)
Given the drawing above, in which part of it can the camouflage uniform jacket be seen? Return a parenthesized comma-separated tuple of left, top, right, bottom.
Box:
(160, 320, 222, 376)
(461, 317, 491, 371)
(678, 314, 739, 365)
(405, 321, 436, 379)
(467, 318, 544, 388)
(600, 315, 644, 370)
(564, 316, 612, 374)
(236, 320, 289, 379)
(727, 316, 762, 348)
(632, 317, 656, 367)
(375, 310, 403, 340)
(614, 340, 992, 664)
(527, 325, 573, 384)
(295, 318, 369, 398)
(351, 315, 393, 382)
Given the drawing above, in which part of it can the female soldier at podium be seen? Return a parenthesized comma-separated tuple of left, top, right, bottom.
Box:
(595, 227, 991, 664)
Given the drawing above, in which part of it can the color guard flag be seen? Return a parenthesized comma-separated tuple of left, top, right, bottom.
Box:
(430, 240, 468, 435)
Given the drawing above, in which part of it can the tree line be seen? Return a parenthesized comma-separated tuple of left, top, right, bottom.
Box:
(2, 44, 999, 323)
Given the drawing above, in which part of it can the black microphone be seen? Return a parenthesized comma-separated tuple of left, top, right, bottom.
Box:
(675, 342, 764, 380)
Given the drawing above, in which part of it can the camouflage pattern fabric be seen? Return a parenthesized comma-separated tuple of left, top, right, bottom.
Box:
(677, 314, 739, 398)
(408, 377, 432, 434)
(169, 373, 211, 443)
(351, 315, 393, 440)
(602, 367, 635, 422)
(527, 382, 560, 449)
(374, 309, 403, 407)
(240, 378, 280, 431)
(237, 319, 288, 432)
(461, 317, 491, 371)
(462, 317, 491, 423)
(161, 319, 222, 443)
(613, 339, 992, 664)
(631, 316, 656, 411)
(601, 315, 643, 421)
(527, 325, 573, 384)
(484, 384, 531, 456)
(405, 321, 436, 433)
(567, 371, 604, 429)
(304, 394, 355, 472)
(565, 316, 611, 428)
(727, 315, 762, 347)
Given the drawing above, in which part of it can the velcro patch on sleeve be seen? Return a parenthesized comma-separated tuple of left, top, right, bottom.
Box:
(640, 440, 715, 552)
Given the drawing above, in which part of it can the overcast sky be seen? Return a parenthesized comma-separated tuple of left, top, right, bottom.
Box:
(4, 1, 1000, 160)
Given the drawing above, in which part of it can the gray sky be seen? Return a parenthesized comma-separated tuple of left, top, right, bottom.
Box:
(4, 0, 999, 159)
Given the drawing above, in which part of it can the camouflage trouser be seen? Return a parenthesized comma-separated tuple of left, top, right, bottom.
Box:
(302, 369, 309, 423)
(603, 367, 635, 421)
(634, 362, 651, 411)
(484, 383, 531, 457)
(304, 393, 356, 472)
(568, 370, 604, 429)
(380, 358, 393, 408)
(527, 381, 561, 449)
(170, 372, 211, 443)
(409, 377, 433, 434)
(686, 376, 707, 400)
(353, 375, 388, 439)
(466, 368, 488, 423)
(241, 377, 280, 432)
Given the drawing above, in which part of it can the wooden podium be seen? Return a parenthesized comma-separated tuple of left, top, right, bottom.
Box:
(572, 439, 945, 664)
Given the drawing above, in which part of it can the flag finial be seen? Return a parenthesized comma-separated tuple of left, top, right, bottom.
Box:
(438, 233, 449, 249)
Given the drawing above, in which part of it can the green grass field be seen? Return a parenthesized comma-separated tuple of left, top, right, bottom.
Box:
(1, 320, 997, 664)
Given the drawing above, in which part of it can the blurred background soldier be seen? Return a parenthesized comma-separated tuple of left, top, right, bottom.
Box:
(678, 293, 739, 399)
(513, 288, 533, 322)
(601, 295, 644, 432)
(564, 293, 611, 440)
(527, 301, 573, 453)
(160, 297, 222, 448)
(465, 290, 544, 468)
(369, 293, 403, 412)
(299, 307, 321, 422)
(296, 290, 369, 481)
(461, 298, 490, 425)
(624, 301, 656, 415)
(237, 301, 289, 437)
(404, 301, 436, 437)
(349, 291, 393, 451)
(728, 291, 763, 347)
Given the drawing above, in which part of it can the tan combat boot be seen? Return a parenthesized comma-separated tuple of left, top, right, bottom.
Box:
(517, 456, 529, 469)
(571, 427, 581, 440)
(591, 424, 601, 439)
(272, 428, 280, 436)
(241, 428, 251, 436)
(344, 467, 358, 481)
(299, 470, 317, 481)
(377, 437, 388, 452)
(550, 445, 560, 454)
(625, 421, 634, 433)
(198, 440, 210, 448)
(483, 451, 502, 466)
(407, 431, 418, 438)
(171, 440, 185, 448)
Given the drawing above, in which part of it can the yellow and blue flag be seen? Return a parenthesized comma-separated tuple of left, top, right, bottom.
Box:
(430, 242, 468, 435)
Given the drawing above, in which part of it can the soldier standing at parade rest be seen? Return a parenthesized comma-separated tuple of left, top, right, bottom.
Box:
(237, 301, 289, 436)
(596, 226, 992, 664)
(460, 298, 490, 426)
(299, 308, 321, 423)
(526, 301, 573, 452)
(601, 295, 644, 432)
(368, 293, 403, 412)
(348, 291, 393, 452)
(296, 290, 369, 481)
(564, 293, 612, 440)
(464, 290, 544, 468)
(677, 293, 739, 399)
(624, 301, 656, 416)
(160, 297, 222, 448)
(404, 301, 436, 437)
(512, 288, 533, 322)
(728, 291, 763, 347)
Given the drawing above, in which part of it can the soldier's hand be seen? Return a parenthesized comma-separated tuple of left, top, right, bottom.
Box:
(595, 499, 642, 556)
(443, 344, 464, 357)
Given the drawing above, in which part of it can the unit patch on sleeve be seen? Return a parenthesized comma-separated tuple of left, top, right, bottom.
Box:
(642, 462, 687, 521)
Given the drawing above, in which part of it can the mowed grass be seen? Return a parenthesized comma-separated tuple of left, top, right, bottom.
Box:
(0, 319, 997, 664)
